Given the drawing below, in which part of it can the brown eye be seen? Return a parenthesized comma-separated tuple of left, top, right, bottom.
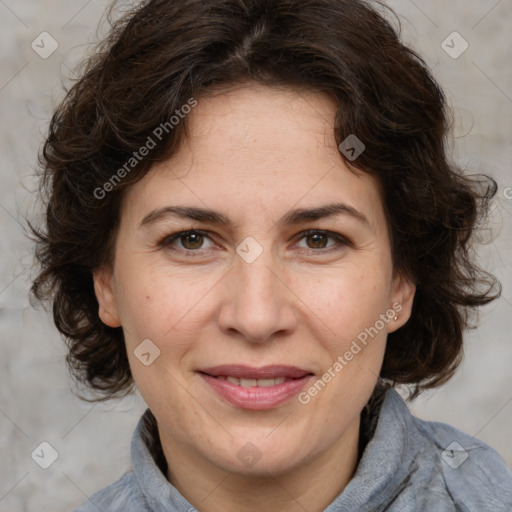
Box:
(295, 230, 350, 253)
(305, 232, 329, 249)
(180, 232, 204, 250)
(160, 230, 214, 252)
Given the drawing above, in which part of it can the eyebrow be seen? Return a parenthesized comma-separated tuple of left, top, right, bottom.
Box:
(140, 202, 370, 229)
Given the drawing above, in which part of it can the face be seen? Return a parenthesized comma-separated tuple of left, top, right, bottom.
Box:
(94, 83, 415, 480)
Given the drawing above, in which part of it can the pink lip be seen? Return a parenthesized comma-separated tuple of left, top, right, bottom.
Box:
(198, 364, 312, 379)
(198, 365, 314, 410)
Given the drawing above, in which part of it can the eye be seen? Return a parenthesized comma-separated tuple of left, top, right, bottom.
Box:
(159, 228, 350, 256)
(295, 230, 350, 252)
(160, 230, 215, 252)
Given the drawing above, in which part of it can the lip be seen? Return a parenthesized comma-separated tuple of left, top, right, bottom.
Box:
(199, 364, 312, 379)
(198, 365, 314, 410)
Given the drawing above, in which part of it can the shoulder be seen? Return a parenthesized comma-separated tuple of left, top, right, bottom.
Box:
(411, 408, 512, 511)
(73, 470, 149, 511)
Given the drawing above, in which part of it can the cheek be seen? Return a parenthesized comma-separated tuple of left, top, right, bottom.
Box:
(299, 267, 391, 404)
(296, 263, 392, 341)
(113, 259, 217, 349)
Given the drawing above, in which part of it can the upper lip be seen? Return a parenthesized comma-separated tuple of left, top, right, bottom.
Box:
(198, 365, 313, 379)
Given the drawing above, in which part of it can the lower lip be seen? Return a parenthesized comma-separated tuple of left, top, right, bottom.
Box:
(199, 374, 313, 410)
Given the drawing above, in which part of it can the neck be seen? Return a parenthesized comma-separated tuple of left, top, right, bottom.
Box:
(158, 417, 360, 512)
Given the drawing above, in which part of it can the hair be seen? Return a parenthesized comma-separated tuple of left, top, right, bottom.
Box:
(31, 0, 500, 401)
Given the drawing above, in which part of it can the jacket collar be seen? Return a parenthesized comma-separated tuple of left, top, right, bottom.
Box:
(130, 387, 417, 511)
(325, 388, 418, 511)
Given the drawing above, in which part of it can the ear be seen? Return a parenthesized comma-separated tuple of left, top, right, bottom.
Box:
(387, 273, 415, 333)
(93, 266, 122, 328)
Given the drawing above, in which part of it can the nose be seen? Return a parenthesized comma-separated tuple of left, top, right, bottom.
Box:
(217, 248, 298, 343)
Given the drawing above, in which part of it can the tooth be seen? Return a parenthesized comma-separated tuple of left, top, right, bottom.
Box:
(223, 376, 288, 387)
(256, 378, 275, 387)
(240, 378, 257, 387)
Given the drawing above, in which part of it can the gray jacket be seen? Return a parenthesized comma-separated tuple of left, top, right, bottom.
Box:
(74, 388, 512, 511)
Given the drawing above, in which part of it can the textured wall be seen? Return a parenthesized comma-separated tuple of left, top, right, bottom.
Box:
(0, 1, 511, 510)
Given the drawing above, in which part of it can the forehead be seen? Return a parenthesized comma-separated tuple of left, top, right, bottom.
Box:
(180, 83, 340, 174)
(121, 84, 385, 231)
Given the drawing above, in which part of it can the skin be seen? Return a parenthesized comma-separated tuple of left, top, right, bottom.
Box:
(94, 83, 416, 512)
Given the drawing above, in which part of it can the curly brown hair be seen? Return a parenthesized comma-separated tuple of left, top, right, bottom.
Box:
(31, 0, 499, 401)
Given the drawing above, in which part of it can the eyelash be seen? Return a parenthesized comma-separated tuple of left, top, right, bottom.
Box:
(158, 229, 351, 256)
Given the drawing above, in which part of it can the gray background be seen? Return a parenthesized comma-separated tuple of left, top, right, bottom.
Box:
(1, 0, 511, 510)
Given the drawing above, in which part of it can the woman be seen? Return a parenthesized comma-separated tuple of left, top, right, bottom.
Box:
(32, 0, 512, 510)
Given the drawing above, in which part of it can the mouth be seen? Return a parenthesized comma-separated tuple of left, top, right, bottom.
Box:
(197, 365, 314, 410)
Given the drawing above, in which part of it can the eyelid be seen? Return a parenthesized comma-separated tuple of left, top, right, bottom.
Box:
(294, 229, 352, 250)
(158, 229, 215, 250)
(159, 228, 351, 253)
